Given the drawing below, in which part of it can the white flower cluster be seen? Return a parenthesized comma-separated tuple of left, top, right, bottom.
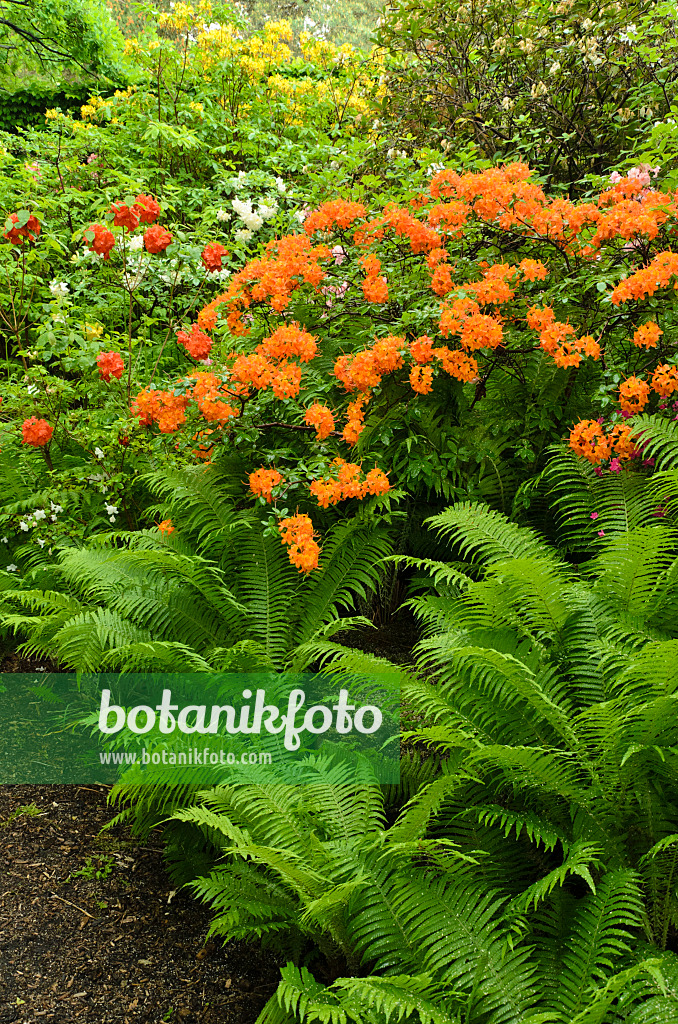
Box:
(49, 280, 69, 299)
(216, 209, 232, 222)
(18, 500, 62, 535)
(231, 197, 279, 243)
(105, 502, 118, 524)
(386, 148, 407, 161)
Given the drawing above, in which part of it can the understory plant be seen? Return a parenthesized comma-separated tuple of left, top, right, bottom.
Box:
(0, 458, 395, 671)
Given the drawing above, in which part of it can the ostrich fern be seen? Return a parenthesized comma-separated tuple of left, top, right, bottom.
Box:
(0, 461, 394, 672)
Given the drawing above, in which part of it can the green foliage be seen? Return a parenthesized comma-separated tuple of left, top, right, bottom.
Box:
(376, 0, 678, 186)
(0, 0, 130, 86)
(0, 462, 393, 670)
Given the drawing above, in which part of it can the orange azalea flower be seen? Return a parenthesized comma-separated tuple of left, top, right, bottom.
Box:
(632, 322, 662, 349)
(305, 403, 335, 439)
(278, 514, 320, 573)
(651, 363, 678, 398)
(410, 365, 434, 393)
(619, 375, 650, 415)
(158, 519, 175, 535)
(569, 420, 611, 464)
(249, 468, 283, 502)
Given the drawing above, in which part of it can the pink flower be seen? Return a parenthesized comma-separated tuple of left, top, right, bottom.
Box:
(598, 530, 605, 537)
(609, 458, 621, 472)
(594, 466, 603, 477)
(332, 245, 346, 265)
(597, 416, 604, 424)
(643, 457, 655, 467)
(590, 512, 599, 520)
(621, 410, 632, 419)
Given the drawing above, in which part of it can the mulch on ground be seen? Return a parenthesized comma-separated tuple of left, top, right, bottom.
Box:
(0, 784, 282, 1023)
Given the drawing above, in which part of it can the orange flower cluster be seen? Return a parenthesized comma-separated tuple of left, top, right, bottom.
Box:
(257, 324, 317, 363)
(430, 266, 453, 298)
(343, 394, 369, 443)
(303, 199, 366, 235)
(427, 201, 469, 237)
(460, 314, 504, 352)
(527, 306, 600, 368)
(568, 421, 609, 464)
(410, 365, 434, 394)
(309, 459, 390, 507)
(591, 191, 675, 248)
(608, 423, 636, 460)
(611, 252, 678, 305)
(619, 376, 650, 415)
(226, 324, 317, 401)
(410, 335, 435, 363)
(22, 417, 53, 447)
(632, 322, 662, 349)
(354, 204, 441, 255)
(198, 235, 330, 335)
(468, 262, 517, 306)
(651, 363, 678, 398)
(132, 389, 189, 433)
(569, 419, 638, 465)
(360, 254, 389, 303)
(189, 372, 238, 423)
(178, 324, 212, 360)
(4, 212, 41, 245)
(334, 336, 404, 392)
(519, 258, 549, 282)
(97, 351, 124, 382)
(278, 514, 320, 573)
(439, 296, 481, 336)
(305, 403, 335, 439)
(158, 518, 175, 535)
(249, 467, 283, 502)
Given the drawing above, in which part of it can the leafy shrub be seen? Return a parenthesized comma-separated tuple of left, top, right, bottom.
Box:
(376, 0, 678, 186)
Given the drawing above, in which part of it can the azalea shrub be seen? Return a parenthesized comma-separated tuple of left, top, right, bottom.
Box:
(3, 156, 678, 575)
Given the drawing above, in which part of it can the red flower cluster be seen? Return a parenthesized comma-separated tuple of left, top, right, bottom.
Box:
(201, 242, 229, 272)
(22, 417, 53, 447)
(111, 203, 139, 231)
(144, 225, 172, 253)
(177, 324, 212, 360)
(85, 223, 115, 259)
(97, 351, 124, 382)
(133, 195, 160, 224)
(4, 212, 41, 245)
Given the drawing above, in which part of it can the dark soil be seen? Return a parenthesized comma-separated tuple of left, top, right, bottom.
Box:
(0, 613, 418, 1024)
(0, 652, 283, 1024)
(0, 784, 282, 1024)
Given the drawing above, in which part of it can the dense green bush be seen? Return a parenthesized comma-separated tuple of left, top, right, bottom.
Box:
(376, 0, 678, 187)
